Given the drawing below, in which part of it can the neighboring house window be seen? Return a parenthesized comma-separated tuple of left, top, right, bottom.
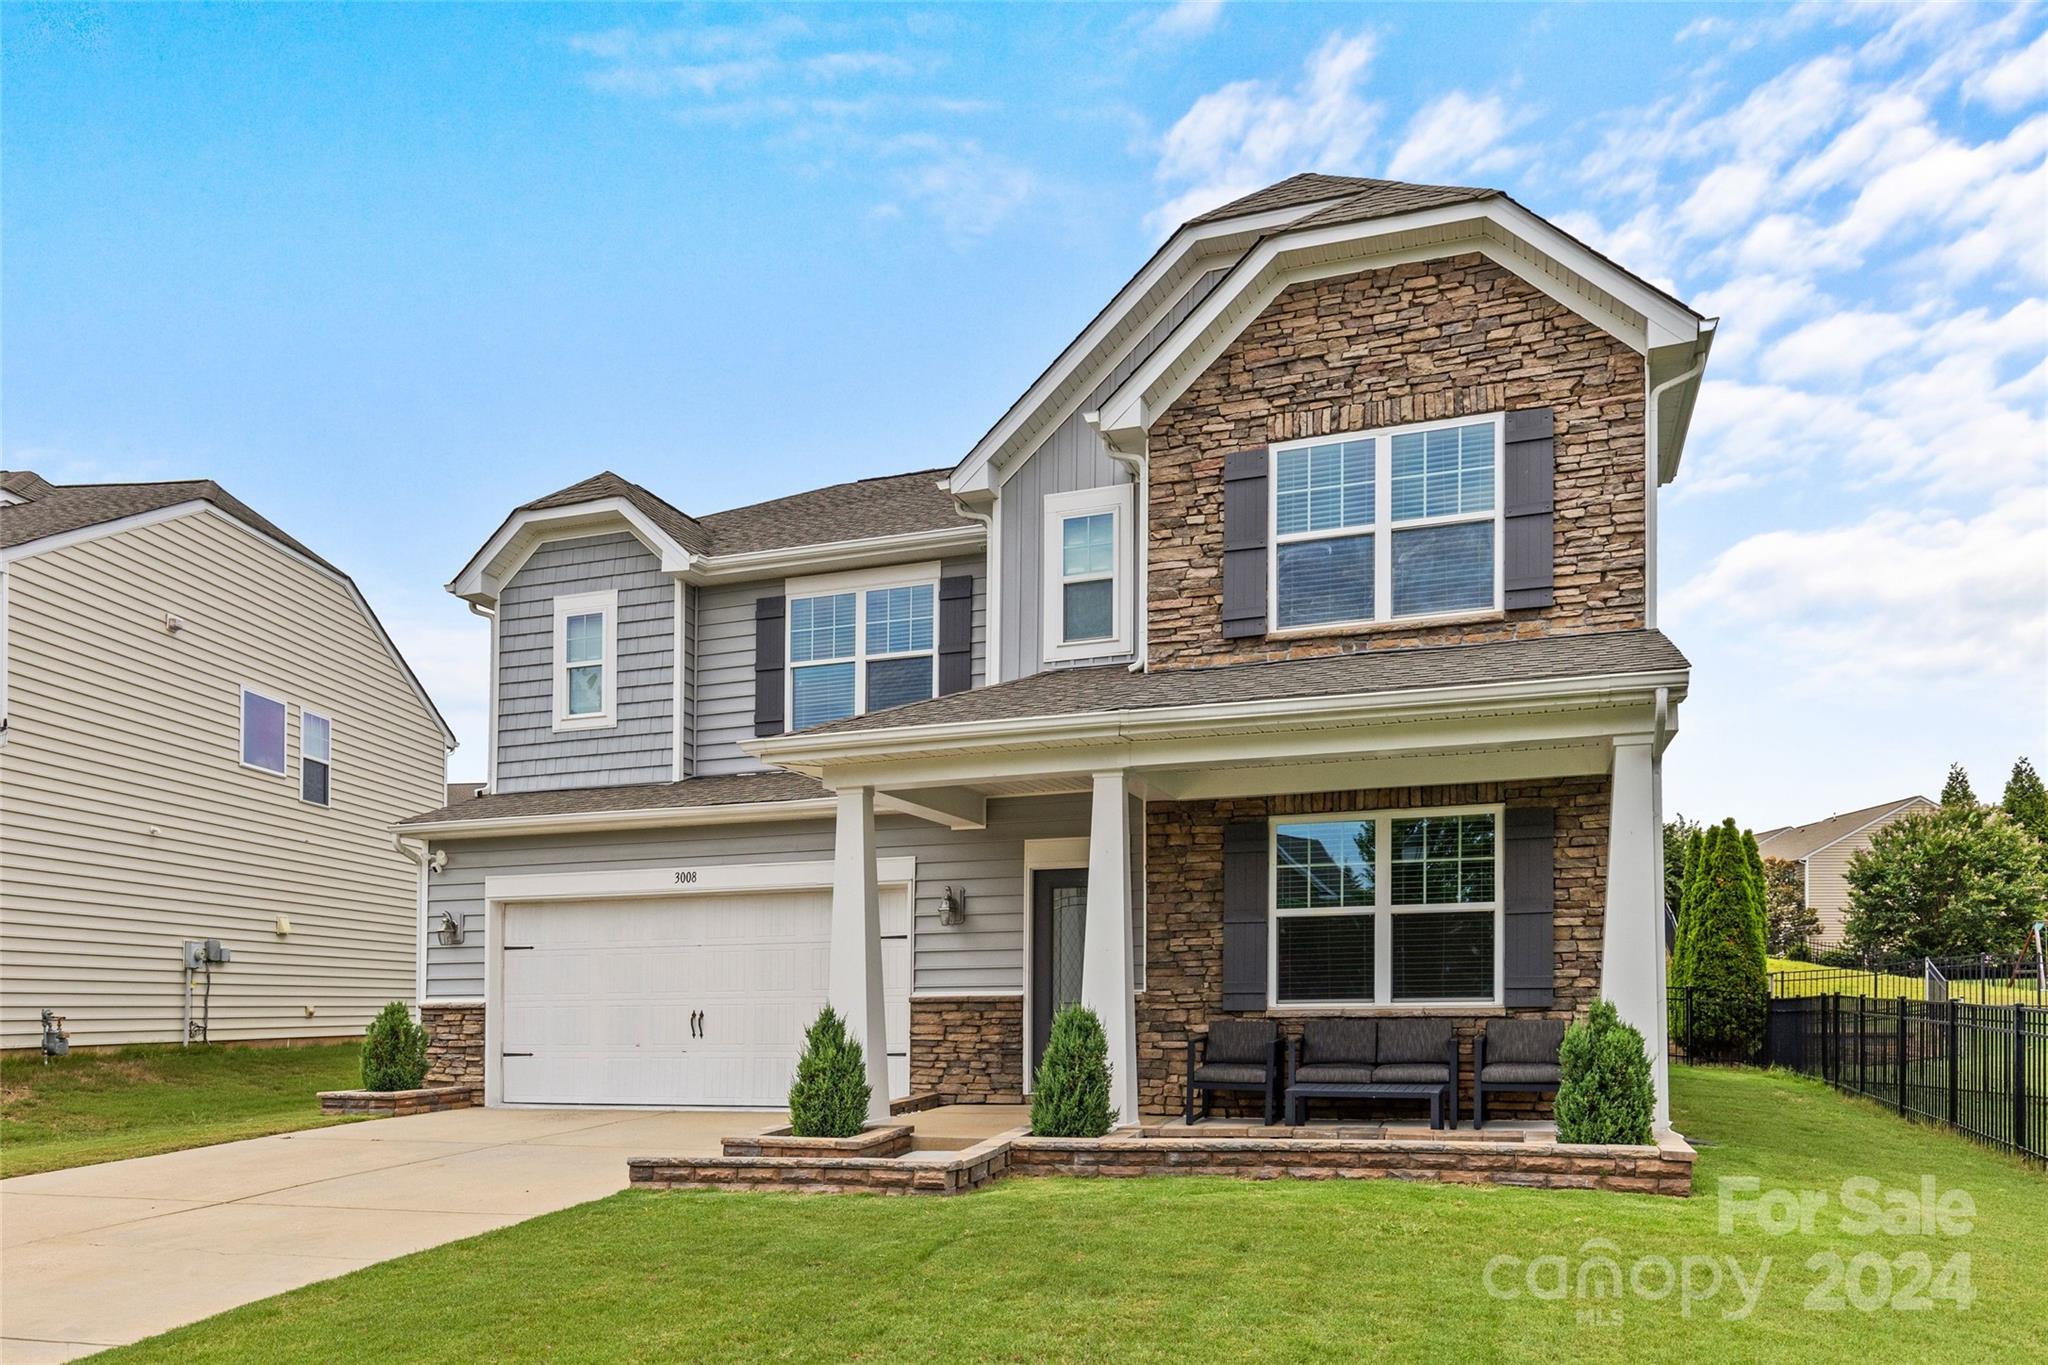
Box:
(240, 687, 287, 775)
(301, 710, 332, 806)
(551, 590, 617, 731)
(1040, 484, 1133, 662)
(1271, 415, 1501, 630)
(1269, 806, 1501, 1006)
(787, 566, 939, 731)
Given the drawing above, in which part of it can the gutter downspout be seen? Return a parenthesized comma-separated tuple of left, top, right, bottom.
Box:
(1101, 440, 1149, 673)
(395, 833, 431, 1010)
(467, 600, 497, 792)
(1643, 330, 1712, 631)
(947, 491, 999, 682)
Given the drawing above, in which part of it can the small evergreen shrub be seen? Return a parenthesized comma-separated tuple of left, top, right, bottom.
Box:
(1554, 1002, 1654, 1146)
(1030, 1004, 1116, 1137)
(787, 1005, 872, 1138)
(361, 1001, 428, 1092)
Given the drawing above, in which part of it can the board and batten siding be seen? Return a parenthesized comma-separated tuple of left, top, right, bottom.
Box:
(997, 265, 1231, 681)
(423, 793, 1089, 999)
(692, 556, 986, 776)
(494, 532, 675, 792)
(0, 511, 448, 1049)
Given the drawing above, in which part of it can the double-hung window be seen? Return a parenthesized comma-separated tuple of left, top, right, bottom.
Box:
(1271, 415, 1501, 629)
(1270, 806, 1502, 1006)
(787, 567, 937, 731)
(1041, 484, 1132, 661)
(300, 710, 332, 806)
(552, 590, 617, 731)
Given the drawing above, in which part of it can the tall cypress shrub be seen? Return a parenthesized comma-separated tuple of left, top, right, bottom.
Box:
(1669, 821, 1768, 1058)
(1030, 1004, 1116, 1137)
(787, 1005, 872, 1138)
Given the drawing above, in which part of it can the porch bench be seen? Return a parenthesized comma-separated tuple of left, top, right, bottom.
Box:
(1283, 1017, 1459, 1130)
(1473, 1018, 1566, 1128)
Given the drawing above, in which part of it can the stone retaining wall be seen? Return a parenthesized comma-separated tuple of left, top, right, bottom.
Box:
(722, 1125, 915, 1159)
(1006, 1131, 1695, 1196)
(910, 996, 1024, 1102)
(318, 1084, 480, 1117)
(630, 1133, 1015, 1196)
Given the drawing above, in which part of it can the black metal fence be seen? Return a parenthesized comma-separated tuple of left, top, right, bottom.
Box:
(1672, 985, 2047, 1163)
(1769, 954, 2046, 1006)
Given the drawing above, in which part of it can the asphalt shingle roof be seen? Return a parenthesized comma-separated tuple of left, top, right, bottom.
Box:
(400, 770, 828, 826)
(1186, 173, 1500, 226)
(0, 472, 336, 571)
(1755, 797, 1933, 861)
(788, 630, 1690, 738)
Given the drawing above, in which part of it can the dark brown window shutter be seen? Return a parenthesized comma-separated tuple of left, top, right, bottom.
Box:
(1221, 446, 1270, 639)
(1220, 819, 1269, 1010)
(1502, 806, 1556, 1007)
(752, 595, 786, 737)
(937, 575, 973, 696)
(1503, 409, 1556, 610)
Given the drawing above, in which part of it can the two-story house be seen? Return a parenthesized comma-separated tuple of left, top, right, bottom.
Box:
(400, 172, 1713, 1127)
(0, 472, 455, 1048)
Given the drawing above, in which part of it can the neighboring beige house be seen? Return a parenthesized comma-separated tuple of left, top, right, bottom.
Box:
(0, 471, 455, 1049)
(1756, 796, 1937, 948)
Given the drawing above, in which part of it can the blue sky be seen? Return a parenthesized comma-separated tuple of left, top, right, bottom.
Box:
(5, 2, 2044, 824)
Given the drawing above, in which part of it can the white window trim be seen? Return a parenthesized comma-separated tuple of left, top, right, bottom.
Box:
(300, 707, 333, 806)
(1266, 802, 1506, 1011)
(238, 685, 289, 777)
(784, 561, 941, 732)
(1268, 412, 1505, 634)
(552, 589, 618, 732)
(1040, 483, 1134, 663)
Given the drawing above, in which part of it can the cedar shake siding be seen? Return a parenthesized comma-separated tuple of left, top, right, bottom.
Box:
(1146, 253, 1648, 669)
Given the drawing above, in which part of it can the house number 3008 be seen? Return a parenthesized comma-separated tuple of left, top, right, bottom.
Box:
(673, 870, 698, 885)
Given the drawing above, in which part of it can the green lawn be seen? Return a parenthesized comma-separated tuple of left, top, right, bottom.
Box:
(1769, 956, 2046, 1007)
(0, 1041, 363, 1177)
(98, 1067, 2042, 1363)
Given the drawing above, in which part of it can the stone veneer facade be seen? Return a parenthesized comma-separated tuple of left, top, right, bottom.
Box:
(1136, 776, 1610, 1119)
(910, 996, 1025, 1103)
(1145, 253, 1647, 669)
(420, 1002, 485, 1089)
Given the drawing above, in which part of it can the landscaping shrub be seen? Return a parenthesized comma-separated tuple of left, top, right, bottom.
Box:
(1555, 1001, 1654, 1145)
(787, 1005, 871, 1138)
(1668, 820, 1768, 1058)
(360, 1002, 428, 1092)
(1030, 1004, 1116, 1137)
(1845, 804, 2048, 960)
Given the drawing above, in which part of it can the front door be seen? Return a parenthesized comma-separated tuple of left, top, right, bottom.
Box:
(1030, 868, 1089, 1080)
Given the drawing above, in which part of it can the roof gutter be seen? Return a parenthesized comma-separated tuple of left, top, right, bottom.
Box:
(395, 796, 841, 841)
(745, 666, 1691, 769)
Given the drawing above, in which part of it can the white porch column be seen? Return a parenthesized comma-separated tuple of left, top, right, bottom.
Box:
(830, 786, 891, 1124)
(1603, 735, 1671, 1128)
(1081, 770, 1141, 1126)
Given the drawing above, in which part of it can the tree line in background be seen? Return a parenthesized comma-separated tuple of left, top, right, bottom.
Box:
(1663, 758, 2048, 1007)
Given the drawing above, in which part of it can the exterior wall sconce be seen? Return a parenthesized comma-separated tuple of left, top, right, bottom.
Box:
(939, 886, 967, 926)
(436, 910, 465, 946)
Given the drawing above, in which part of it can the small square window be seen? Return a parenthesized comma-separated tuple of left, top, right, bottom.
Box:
(301, 711, 332, 806)
(241, 690, 286, 774)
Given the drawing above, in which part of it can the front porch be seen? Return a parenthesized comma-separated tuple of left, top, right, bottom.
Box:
(749, 635, 1684, 1134)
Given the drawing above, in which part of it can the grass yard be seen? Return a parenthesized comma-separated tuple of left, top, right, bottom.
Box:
(98, 1067, 2043, 1364)
(0, 1041, 362, 1177)
(1769, 956, 2046, 1007)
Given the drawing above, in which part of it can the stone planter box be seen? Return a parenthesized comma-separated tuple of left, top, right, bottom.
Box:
(633, 1130, 1017, 1196)
(721, 1124, 915, 1160)
(318, 1084, 480, 1117)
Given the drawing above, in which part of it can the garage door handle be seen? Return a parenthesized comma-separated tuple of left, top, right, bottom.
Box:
(502, 1051, 533, 1058)
(690, 1010, 702, 1038)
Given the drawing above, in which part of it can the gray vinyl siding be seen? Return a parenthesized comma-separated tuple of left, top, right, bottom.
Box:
(692, 557, 986, 776)
(680, 584, 697, 778)
(997, 265, 1231, 682)
(495, 532, 675, 792)
(422, 793, 1089, 998)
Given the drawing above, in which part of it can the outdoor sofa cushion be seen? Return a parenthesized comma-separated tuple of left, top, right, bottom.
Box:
(1204, 1019, 1278, 1066)
(1291, 1063, 1376, 1085)
(1479, 1061, 1561, 1084)
(1485, 1018, 1567, 1065)
(1192, 1062, 1274, 1086)
(1376, 1018, 1453, 1064)
(1299, 1018, 1376, 1066)
(1372, 1063, 1452, 1084)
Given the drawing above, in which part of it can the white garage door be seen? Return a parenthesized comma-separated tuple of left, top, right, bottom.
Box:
(499, 888, 910, 1107)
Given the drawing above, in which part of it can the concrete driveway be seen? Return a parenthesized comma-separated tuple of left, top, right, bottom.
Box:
(1, 1107, 748, 1362)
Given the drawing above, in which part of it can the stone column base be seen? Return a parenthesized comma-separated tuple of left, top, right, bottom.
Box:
(420, 1002, 485, 1088)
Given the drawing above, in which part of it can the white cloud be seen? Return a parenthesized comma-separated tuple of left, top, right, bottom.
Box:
(1969, 26, 2048, 110)
(1761, 309, 1917, 382)
(1669, 498, 2048, 690)
(1385, 90, 1524, 182)
(871, 135, 1038, 240)
(1147, 0, 1224, 39)
(1148, 29, 1380, 231)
